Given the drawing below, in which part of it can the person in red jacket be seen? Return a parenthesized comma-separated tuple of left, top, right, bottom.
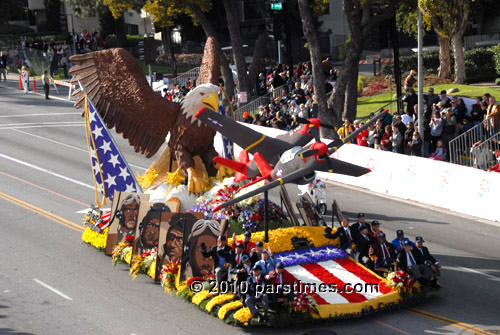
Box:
(266, 262, 294, 307)
(232, 231, 256, 255)
(381, 125, 393, 151)
(354, 120, 369, 146)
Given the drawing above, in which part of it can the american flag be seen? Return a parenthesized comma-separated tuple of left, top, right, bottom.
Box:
(84, 95, 142, 206)
(218, 104, 234, 160)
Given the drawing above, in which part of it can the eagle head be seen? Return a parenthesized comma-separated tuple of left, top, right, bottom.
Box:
(180, 83, 220, 126)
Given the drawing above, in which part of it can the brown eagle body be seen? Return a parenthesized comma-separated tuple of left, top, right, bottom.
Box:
(69, 38, 222, 192)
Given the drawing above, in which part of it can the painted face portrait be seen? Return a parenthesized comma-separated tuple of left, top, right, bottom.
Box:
(166, 227, 183, 260)
(193, 235, 215, 276)
(122, 200, 140, 231)
(142, 217, 160, 249)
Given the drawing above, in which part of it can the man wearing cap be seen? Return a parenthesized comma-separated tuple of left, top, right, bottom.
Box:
(351, 213, 371, 236)
(396, 240, 431, 280)
(255, 250, 276, 275)
(392, 230, 414, 252)
(439, 90, 451, 108)
(370, 220, 384, 241)
(243, 112, 253, 124)
(250, 241, 265, 265)
(246, 265, 269, 323)
(426, 88, 440, 111)
(415, 236, 441, 288)
(233, 254, 253, 304)
(233, 242, 248, 267)
(373, 233, 396, 272)
(233, 231, 256, 255)
(200, 235, 234, 285)
(266, 262, 294, 307)
(356, 224, 376, 269)
(324, 218, 356, 256)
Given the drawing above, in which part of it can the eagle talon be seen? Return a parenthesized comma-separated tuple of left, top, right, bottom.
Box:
(187, 167, 207, 195)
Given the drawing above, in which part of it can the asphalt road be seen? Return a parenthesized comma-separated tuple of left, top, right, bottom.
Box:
(0, 77, 499, 335)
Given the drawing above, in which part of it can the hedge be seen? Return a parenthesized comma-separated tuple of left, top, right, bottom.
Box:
(382, 46, 499, 83)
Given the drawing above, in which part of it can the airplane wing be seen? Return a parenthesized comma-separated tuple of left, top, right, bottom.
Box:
(195, 107, 293, 163)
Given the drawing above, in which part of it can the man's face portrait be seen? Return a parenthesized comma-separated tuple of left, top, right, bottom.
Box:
(194, 235, 215, 276)
(142, 217, 160, 249)
(121, 200, 139, 231)
(166, 228, 183, 260)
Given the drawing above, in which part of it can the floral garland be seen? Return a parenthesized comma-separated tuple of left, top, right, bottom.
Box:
(130, 248, 157, 279)
(192, 290, 218, 306)
(273, 245, 347, 267)
(387, 271, 420, 294)
(230, 226, 339, 253)
(233, 307, 253, 325)
(147, 258, 156, 278)
(160, 260, 181, 293)
(218, 301, 243, 320)
(82, 227, 108, 250)
(291, 292, 319, 315)
(205, 294, 235, 312)
(112, 236, 134, 265)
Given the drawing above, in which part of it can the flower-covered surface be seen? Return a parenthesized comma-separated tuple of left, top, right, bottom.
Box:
(130, 248, 157, 279)
(273, 245, 348, 267)
(111, 236, 134, 265)
(387, 271, 420, 294)
(82, 227, 108, 250)
(230, 226, 340, 253)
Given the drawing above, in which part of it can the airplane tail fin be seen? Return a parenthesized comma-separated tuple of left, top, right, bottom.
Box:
(213, 156, 249, 182)
(253, 152, 273, 178)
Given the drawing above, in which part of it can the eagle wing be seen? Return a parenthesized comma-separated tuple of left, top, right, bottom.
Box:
(69, 48, 179, 158)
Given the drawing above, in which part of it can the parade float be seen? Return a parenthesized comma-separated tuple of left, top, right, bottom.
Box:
(72, 39, 425, 328)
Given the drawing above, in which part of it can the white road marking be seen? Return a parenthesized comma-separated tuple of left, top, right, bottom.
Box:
(9, 128, 148, 171)
(0, 152, 94, 190)
(0, 84, 74, 103)
(33, 278, 73, 301)
(443, 264, 500, 281)
(0, 121, 84, 127)
(0, 113, 79, 118)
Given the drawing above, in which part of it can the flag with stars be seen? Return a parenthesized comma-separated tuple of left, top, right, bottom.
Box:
(84, 95, 142, 206)
(218, 104, 234, 160)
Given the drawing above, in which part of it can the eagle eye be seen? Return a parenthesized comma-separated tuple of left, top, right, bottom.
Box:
(200, 92, 205, 96)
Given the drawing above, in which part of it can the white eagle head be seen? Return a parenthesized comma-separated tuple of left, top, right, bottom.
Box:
(180, 83, 220, 126)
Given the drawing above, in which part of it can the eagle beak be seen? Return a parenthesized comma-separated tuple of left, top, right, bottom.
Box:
(202, 92, 219, 111)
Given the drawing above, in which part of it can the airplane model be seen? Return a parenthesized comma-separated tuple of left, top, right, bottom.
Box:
(194, 97, 387, 211)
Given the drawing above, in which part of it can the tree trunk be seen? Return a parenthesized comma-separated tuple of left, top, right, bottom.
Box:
(187, 3, 235, 98)
(452, 33, 466, 83)
(344, 64, 359, 121)
(248, 33, 270, 92)
(162, 26, 177, 77)
(297, 0, 332, 137)
(222, 0, 254, 103)
(115, 15, 127, 48)
(435, 30, 452, 79)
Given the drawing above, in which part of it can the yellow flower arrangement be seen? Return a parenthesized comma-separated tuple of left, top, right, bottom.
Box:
(233, 307, 253, 324)
(124, 249, 132, 264)
(82, 227, 108, 249)
(192, 290, 218, 306)
(218, 301, 243, 320)
(147, 258, 156, 278)
(136, 168, 159, 189)
(205, 294, 235, 312)
(230, 226, 339, 253)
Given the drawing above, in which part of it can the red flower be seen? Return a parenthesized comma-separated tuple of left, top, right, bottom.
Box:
(125, 235, 134, 243)
(187, 277, 204, 287)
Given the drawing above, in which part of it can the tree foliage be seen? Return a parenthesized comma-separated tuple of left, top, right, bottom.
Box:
(44, 0, 62, 32)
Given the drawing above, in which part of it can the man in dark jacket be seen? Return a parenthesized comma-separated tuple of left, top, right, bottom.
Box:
(324, 218, 356, 256)
(356, 224, 376, 269)
(246, 265, 269, 323)
(373, 233, 396, 272)
(414, 236, 441, 288)
(201, 235, 234, 285)
(396, 240, 432, 281)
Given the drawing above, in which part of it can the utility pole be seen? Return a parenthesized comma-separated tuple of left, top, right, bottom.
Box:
(417, 9, 424, 156)
(390, 11, 402, 110)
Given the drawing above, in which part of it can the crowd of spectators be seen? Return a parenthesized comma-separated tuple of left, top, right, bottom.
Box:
(338, 88, 500, 163)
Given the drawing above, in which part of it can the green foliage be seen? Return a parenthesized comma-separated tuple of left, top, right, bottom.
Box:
(464, 47, 497, 83)
(0, 0, 27, 25)
(495, 78, 500, 86)
(357, 75, 367, 93)
(394, 50, 444, 75)
(0, 24, 34, 35)
(493, 44, 500, 76)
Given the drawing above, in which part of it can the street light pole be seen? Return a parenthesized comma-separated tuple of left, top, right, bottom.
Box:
(417, 8, 424, 156)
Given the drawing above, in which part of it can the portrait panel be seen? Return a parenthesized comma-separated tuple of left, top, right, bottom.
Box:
(132, 202, 173, 258)
(180, 219, 226, 281)
(105, 191, 150, 255)
(155, 212, 202, 281)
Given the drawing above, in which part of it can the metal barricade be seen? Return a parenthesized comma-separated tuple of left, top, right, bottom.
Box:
(449, 118, 493, 167)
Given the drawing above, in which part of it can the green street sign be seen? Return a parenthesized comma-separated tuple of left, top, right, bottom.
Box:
(271, 2, 282, 10)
